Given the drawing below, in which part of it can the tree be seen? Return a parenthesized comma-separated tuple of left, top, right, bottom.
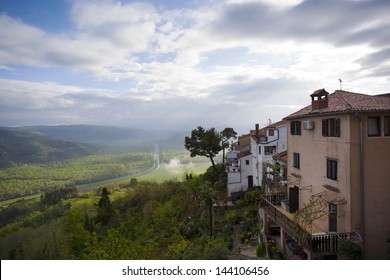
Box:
(96, 187, 113, 226)
(184, 126, 222, 171)
(220, 127, 237, 163)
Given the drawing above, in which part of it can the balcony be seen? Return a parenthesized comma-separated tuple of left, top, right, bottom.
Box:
(259, 194, 362, 257)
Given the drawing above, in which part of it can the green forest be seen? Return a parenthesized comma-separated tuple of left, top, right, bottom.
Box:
(0, 126, 263, 260)
(0, 151, 155, 201)
(0, 164, 261, 260)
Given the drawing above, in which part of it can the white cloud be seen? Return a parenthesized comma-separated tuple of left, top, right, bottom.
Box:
(1, 0, 390, 130)
(0, 15, 47, 65)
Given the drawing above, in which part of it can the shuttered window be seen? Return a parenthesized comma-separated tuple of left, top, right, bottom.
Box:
(326, 159, 338, 181)
(367, 117, 381, 137)
(290, 121, 301, 135)
(385, 116, 390, 136)
(293, 152, 300, 169)
(322, 118, 340, 137)
(289, 186, 299, 213)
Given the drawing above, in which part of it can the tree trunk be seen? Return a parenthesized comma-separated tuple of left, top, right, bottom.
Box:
(209, 155, 217, 171)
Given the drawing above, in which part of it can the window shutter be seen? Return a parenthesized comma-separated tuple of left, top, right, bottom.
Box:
(297, 121, 301, 135)
(335, 118, 340, 137)
(322, 119, 327, 136)
(289, 186, 299, 213)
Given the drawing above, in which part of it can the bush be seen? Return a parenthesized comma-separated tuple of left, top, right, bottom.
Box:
(203, 237, 231, 260)
(339, 239, 364, 259)
(256, 241, 266, 258)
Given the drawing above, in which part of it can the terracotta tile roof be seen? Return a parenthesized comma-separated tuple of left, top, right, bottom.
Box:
(284, 90, 390, 120)
(272, 150, 287, 163)
(266, 120, 288, 128)
(237, 150, 251, 158)
(249, 120, 287, 136)
(250, 128, 266, 137)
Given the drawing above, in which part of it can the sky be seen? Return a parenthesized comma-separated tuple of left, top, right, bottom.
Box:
(1, 0, 390, 131)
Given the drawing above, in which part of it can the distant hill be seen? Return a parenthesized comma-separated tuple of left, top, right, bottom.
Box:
(0, 125, 188, 168)
(20, 125, 154, 145)
(161, 130, 190, 149)
(20, 125, 188, 150)
(0, 128, 99, 168)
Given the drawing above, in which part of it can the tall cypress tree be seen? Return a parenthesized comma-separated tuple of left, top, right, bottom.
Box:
(97, 187, 112, 226)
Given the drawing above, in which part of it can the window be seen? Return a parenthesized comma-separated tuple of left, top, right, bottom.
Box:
(246, 159, 250, 165)
(322, 118, 340, 137)
(329, 203, 337, 232)
(258, 146, 262, 155)
(290, 121, 301, 135)
(293, 153, 300, 169)
(289, 186, 299, 213)
(268, 128, 275, 136)
(326, 159, 338, 181)
(367, 117, 381, 137)
(384, 116, 390, 136)
(265, 145, 276, 155)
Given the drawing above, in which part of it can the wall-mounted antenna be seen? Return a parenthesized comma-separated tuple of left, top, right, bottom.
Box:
(339, 78, 342, 90)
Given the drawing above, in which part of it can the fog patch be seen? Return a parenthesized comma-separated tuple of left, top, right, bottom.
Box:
(164, 158, 196, 174)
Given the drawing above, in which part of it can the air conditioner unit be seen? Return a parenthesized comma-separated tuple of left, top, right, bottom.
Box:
(303, 120, 314, 130)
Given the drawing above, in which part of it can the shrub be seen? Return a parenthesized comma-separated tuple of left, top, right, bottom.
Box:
(339, 239, 364, 259)
(256, 241, 266, 258)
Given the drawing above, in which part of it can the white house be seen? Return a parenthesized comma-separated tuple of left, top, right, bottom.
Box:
(226, 121, 287, 198)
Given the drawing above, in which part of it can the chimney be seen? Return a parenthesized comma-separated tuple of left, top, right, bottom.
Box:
(255, 123, 259, 138)
(310, 89, 329, 111)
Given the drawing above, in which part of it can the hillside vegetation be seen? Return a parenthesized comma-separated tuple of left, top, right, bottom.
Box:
(0, 128, 98, 168)
(0, 164, 261, 260)
(0, 125, 190, 168)
(0, 125, 256, 260)
(0, 151, 155, 202)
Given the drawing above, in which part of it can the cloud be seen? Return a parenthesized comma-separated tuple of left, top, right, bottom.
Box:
(0, 15, 47, 65)
(210, 0, 390, 45)
(1, 0, 390, 130)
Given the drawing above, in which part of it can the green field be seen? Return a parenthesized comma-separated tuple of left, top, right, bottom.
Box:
(0, 148, 211, 207)
(135, 161, 211, 182)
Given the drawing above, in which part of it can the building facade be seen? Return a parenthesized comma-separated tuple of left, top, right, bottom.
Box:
(226, 121, 287, 198)
(226, 133, 259, 198)
(260, 89, 390, 259)
(257, 121, 287, 193)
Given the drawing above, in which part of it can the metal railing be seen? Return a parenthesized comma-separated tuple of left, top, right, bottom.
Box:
(259, 195, 362, 256)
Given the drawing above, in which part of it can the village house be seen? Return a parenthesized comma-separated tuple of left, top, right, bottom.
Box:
(226, 132, 259, 199)
(259, 89, 390, 259)
(226, 121, 287, 198)
(256, 121, 287, 193)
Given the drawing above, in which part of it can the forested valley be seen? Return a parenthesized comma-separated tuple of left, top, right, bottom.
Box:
(0, 164, 260, 260)
(0, 152, 154, 201)
(0, 125, 261, 260)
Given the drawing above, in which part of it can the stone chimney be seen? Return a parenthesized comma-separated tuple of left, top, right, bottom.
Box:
(255, 123, 259, 138)
(310, 89, 329, 111)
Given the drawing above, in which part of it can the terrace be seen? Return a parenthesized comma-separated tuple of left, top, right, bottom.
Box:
(259, 194, 362, 258)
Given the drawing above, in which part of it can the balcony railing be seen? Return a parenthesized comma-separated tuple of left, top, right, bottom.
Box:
(259, 195, 362, 256)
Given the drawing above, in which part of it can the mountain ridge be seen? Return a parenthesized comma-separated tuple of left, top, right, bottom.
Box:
(0, 125, 189, 168)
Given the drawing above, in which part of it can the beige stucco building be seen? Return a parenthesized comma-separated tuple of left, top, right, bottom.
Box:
(260, 89, 390, 259)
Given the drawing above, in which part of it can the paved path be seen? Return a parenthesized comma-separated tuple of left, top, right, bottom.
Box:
(229, 225, 261, 260)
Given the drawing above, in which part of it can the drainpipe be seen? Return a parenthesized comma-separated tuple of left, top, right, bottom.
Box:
(355, 113, 365, 247)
